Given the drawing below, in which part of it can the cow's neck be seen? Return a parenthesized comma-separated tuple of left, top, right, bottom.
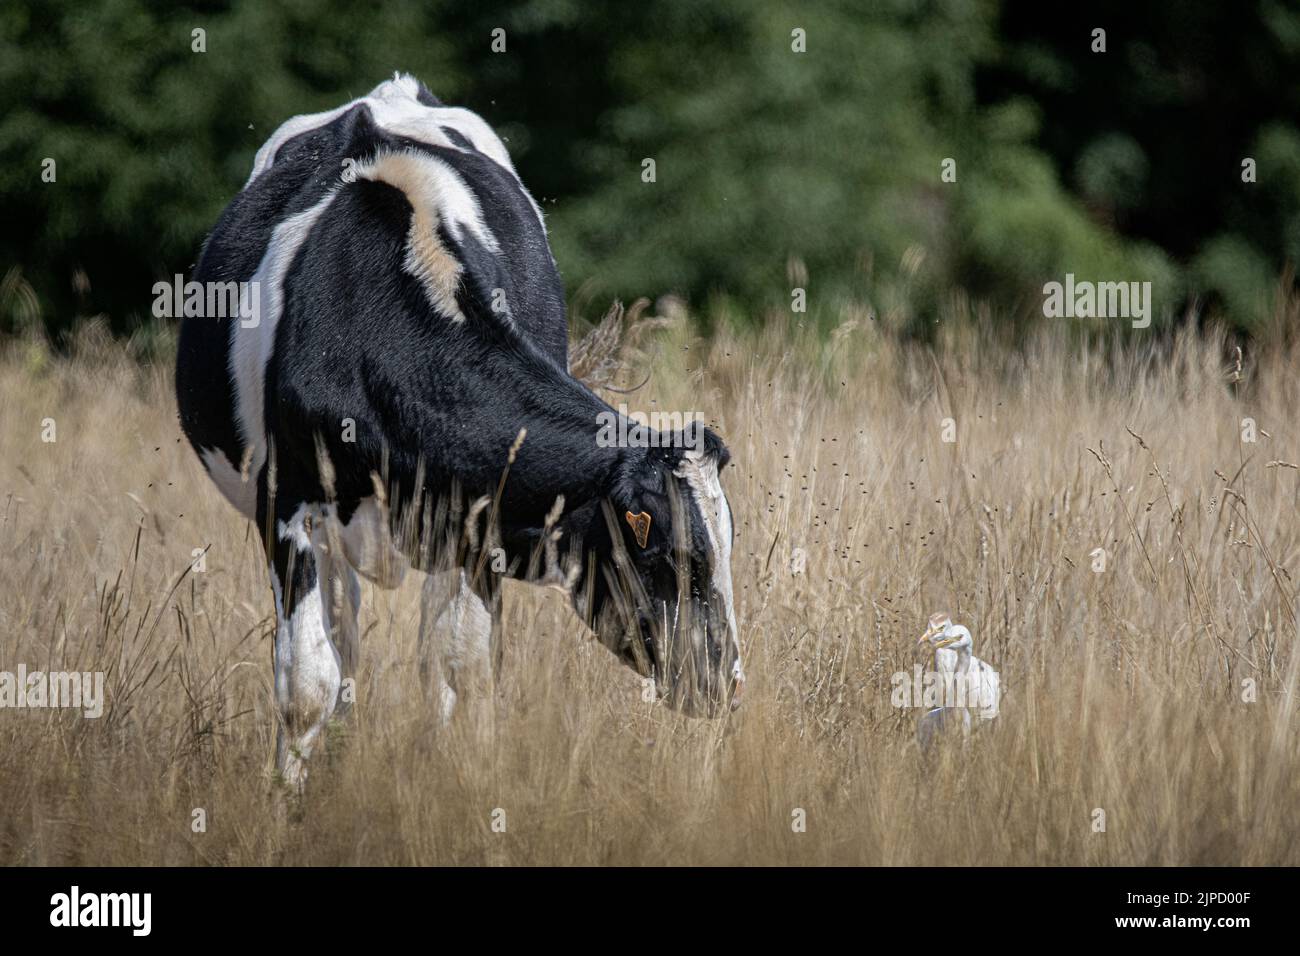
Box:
(446, 339, 642, 525)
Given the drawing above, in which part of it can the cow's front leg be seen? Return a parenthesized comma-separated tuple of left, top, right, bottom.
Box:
(269, 503, 342, 789)
(418, 568, 499, 723)
(313, 524, 361, 718)
(334, 562, 361, 716)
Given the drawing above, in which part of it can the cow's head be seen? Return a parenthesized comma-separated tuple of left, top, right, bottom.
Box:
(577, 425, 744, 716)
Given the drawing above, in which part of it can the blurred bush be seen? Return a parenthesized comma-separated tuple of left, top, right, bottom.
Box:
(1, 0, 1297, 340)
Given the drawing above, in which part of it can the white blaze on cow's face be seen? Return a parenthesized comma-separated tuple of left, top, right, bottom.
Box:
(676, 444, 738, 697)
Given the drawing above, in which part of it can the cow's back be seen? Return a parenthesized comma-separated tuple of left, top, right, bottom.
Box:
(175, 74, 566, 519)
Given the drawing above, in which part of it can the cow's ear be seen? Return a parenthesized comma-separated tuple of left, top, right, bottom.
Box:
(609, 455, 668, 555)
(708, 429, 731, 470)
(653, 423, 730, 472)
(698, 425, 731, 469)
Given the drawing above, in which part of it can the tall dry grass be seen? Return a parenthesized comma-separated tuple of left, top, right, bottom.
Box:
(0, 312, 1297, 865)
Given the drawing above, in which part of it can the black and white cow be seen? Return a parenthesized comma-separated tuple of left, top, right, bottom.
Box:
(176, 74, 744, 786)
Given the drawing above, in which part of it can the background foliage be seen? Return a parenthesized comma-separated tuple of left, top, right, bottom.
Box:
(2, 0, 1298, 338)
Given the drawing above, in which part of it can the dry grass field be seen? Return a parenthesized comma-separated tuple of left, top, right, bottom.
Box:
(1, 308, 1297, 866)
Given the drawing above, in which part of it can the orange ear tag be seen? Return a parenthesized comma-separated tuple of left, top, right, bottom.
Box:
(624, 511, 652, 548)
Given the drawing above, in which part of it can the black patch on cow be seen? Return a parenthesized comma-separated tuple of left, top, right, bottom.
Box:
(440, 125, 475, 151)
(176, 103, 388, 488)
(263, 169, 603, 542)
(383, 134, 567, 366)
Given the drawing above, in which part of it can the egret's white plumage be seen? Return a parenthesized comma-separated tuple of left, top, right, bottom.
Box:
(916, 612, 1000, 743)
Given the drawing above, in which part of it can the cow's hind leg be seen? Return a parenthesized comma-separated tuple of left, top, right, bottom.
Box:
(268, 502, 341, 788)
(418, 568, 499, 723)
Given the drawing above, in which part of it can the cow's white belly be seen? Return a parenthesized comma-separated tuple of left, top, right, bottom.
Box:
(200, 446, 256, 519)
(334, 497, 407, 589)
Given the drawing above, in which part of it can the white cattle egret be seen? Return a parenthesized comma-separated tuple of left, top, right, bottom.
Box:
(916, 611, 1000, 745)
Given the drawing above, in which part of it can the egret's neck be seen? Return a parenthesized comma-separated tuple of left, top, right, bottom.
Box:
(946, 626, 973, 669)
